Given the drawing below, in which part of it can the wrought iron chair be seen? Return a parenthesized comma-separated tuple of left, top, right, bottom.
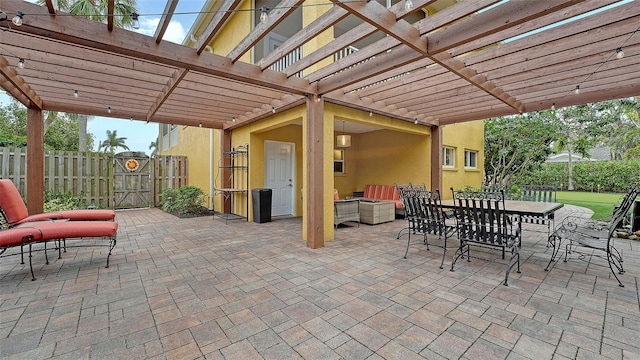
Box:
(401, 188, 455, 269)
(518, 184, 558, 239)
(395, 182, 426, 239)
(546, 187, 639, 287)
(450, 188, 522, 286)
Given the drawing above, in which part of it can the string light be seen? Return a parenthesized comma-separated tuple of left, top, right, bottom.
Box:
(232, 117, 237, 123)
(574, 85, 580, 95)
(131, 12, 140, 29)
(404, 0, 413, 11)
(199, 121, 202, 127)
(12, 11, 23, 26)
(271, 106, 276, 113)
(616, 47, 624, 59)
(414, 119, 418, 124)
(260, 6, 269, 23)
(73, 89, 78, 98)
(18, 58, 24, 69)
(551, 103, 556, 110)
(369, 111, 373, 117)
(107, 106, 111, 113)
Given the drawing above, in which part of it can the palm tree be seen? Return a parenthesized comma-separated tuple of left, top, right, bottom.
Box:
(36, 0, 139, 151)
(149, 137, 158, 157)
(100, 130, 129, 154)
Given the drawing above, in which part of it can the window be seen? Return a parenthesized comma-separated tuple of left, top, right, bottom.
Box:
(465, 150, 478, 168)
(443, 147, 455, 168)
(334, 150, 345, 174)
(161, 124, 178, 151)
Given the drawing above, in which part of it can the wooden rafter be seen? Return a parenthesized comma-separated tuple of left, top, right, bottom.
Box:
(227, 0, 305, 63)
(1, 0, 313, 95)
(147, 68, 189, 121)
(44, 0, 56, 14)
(223, 94, 305, 129)
(329, 0, 426, 54)
(107, 0, 114, 31)
(155, 0, 178, 44)
(0, 55, 42, 109)
(257, 6, 349, 70)
(195, 0, 242, 54)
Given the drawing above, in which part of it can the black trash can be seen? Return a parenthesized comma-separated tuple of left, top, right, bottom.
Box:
(252, 188, 272, 223)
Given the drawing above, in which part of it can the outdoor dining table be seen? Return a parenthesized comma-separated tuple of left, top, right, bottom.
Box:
(440, 199, 564, 219)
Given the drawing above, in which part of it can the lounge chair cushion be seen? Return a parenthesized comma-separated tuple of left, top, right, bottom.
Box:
(0, 179, 115, 225)
(0, 227, 42, 248)
(16, 221, 118, 239)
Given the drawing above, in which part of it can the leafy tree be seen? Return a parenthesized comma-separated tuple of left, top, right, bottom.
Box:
(149, 137, 158, 157)
(99, 130, 129, 154)
(36, 0, 139, 150)
(0, 101, 93, 150)
(484, 112, 559, 186)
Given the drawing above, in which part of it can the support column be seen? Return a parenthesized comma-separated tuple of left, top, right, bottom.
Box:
(430, 125, 443, 193)
(221, 129, 232, 214)
(26, 107, 44, 214)
(305, 95, 325, 249)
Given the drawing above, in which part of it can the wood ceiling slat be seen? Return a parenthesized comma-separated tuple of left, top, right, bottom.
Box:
(166, 89, 268, 111)
(155, 0, 178, 44)
(227, 0, 305, 63)
(2, 0, 313, 95)
(0, 55, 42, 109)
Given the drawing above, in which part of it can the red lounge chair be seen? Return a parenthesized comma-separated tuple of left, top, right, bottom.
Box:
(0, 179, 115, 226)
(1, 220, 118, 280)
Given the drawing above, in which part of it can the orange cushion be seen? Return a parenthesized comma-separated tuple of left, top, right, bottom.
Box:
(17, 221, 118, 240)
(0, 179, 30, 225)
(364, 185, 374, 198)
(0, 227, 42, 248)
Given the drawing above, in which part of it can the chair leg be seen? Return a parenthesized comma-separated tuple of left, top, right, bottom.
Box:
(44, 241, 49, 265)
(403, 231, 412, 259)
(28, 243, 36, 281)
(545, 234, 561, 271)
(439, 237, 447, 269)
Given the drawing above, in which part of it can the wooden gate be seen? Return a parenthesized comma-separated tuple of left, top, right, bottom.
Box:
(114, 151, 151, 209)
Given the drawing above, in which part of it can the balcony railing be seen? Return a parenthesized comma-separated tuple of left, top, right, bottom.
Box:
(269, 47, 303, 77)
(334, 45, 359, 61)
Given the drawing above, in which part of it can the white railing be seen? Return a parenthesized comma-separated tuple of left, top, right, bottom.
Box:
(334, 45, 359, 61)
(269, 47, 303, 77)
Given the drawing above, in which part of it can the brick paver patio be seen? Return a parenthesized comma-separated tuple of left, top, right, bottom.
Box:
(1, 206, 640, 359)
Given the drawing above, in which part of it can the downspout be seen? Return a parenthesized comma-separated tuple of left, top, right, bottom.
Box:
(209, 128, 214, 210)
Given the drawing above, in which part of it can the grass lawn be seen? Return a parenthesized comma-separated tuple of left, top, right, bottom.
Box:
(556, 191, 626, 220)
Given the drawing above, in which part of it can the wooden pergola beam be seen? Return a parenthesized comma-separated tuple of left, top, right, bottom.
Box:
(147, 68, 189, 121)
(44, 0, 56, 14)
(0, 55, 42, 109)
(227, 0, 305, 63)
(2, 0, 313, 96)
(155, 0, 178, 44)
(195, 0, 242, 54)
(107, 0, 114, 31)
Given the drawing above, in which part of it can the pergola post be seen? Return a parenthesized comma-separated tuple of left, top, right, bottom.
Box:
(26, 107, 44, 214)
(221, 129, 232, 214)
(430, 125, 443, 193)
(305, 94, 325, 249)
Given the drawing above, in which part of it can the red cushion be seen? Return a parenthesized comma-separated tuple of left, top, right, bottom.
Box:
(0, 179, 30, 224)
(17, 221, 118, 240)
(0, 227, 42, 248)
(373, 185, 383, 200)
(59, 210, 115, 221)
(364, 185, 374, 199)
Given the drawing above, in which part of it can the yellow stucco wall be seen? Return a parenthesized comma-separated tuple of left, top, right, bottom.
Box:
(211, 0, 252, 62)
(158, 127, 220, 209)
(441, 121, 485, 198)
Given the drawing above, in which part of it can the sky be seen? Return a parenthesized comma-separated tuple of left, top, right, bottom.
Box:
(0, 0, 207, 155)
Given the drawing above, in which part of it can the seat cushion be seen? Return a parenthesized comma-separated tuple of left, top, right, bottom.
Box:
(0, 180, 30, 224)
(17, 221, 118, 240)
(0, 227, 42, 248)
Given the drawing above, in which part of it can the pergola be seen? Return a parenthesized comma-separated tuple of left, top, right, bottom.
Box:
(1, 0, 639, 246)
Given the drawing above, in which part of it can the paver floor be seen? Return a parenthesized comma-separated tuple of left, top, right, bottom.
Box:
(1, 206, 639, 359)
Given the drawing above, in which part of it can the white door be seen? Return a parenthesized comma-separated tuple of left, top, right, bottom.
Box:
(265, 141, 294, 216)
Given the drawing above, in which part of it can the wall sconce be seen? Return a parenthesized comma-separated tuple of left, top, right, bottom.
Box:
(336, 120, 351, 148)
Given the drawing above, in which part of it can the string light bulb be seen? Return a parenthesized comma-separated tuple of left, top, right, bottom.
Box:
(131, 12, 140, 29)
(18, 58, 24, 69)
(414, 119, 418, 125)
(107, 106, 112, 113)
(574, 85, 580, 95)
(199, 121, 202, 127)
(551, 103, 556, 111)
(260, 6, 269, 23)
(616, 47, 624, 59)
(12, 11, 23, 26)
(405, 0, 413, 11)
(369, 111, 373, 117)
(73, 90, 78, 98)
(232, 117, 237, 123)
(271, 106, 276, 113)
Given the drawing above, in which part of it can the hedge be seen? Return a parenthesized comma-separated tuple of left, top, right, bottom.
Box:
(512, 160, 640, 192)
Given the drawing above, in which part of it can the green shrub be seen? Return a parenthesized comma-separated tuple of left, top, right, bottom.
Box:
(161, 186, 205, 213)
(43, 190, 85, 212)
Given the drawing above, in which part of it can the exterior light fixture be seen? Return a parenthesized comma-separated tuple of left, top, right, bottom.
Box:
(260, 6, 269, 24)
(12, 11, 23, 26)
(73, 90, 78, 98)
(131, 12, 140, 29)
(18, 58, 24, 69)
(405, 0, 413, 11)
(616, 47, 624, 59)
(336, 120, 351, 148)
(574, 85, 580, 95)
(107, 106, 112, 113)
